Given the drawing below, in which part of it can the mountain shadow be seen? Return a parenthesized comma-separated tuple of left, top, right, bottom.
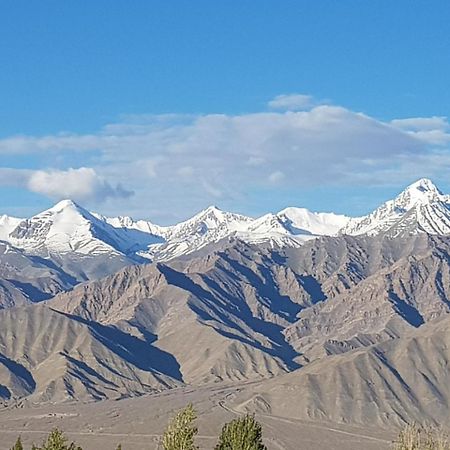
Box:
(53, 309, 184, 383)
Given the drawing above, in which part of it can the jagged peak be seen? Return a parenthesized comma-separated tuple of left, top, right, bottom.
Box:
(187, 205, 251, 224)
(341, 178, 450, 236)
(393, 178, 443, 210)
(403, 178, 442, 195)
(201, 205, 223, 216)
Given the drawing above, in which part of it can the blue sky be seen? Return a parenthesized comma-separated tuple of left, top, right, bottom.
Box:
(1, 0, 450, 222)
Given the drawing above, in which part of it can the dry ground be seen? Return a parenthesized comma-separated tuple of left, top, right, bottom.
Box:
(0, 383, 395, 450)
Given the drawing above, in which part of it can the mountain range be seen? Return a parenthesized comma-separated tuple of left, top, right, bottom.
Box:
(0, 177, 447, 309)
(2, 178, 450, 430)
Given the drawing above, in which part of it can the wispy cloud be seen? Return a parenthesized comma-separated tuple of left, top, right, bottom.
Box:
(268, 93, 314, 111)
(391, 116, 449, 131)
(390, 116, 450, 145)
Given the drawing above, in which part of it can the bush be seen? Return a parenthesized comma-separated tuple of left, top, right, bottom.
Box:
(392, 423, 449, 450)
(161, 403, 198, 450)
(215, 414, 267, 450)
(32, 429, 83, 450)
(10, 437, 24, 450)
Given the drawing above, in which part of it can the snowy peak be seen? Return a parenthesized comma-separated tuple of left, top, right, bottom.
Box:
(393, 178, 443, 210)
(168, 205, 252, 239)
(185, 205, 248, 227)
(8, 199, 138, 257)
(47, 199, 83, 213)
(236, 208, 350, 249)
(406, 178, 441, 193)
(342, 179, 450, 237)
(100, 214, 167, 238)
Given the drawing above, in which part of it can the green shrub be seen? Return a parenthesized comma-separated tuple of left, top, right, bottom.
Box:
(215, 414, 267, 450)
(10, 437, 23, 450)
(161, 403, 198, 450)
(33, 429, 82, 450)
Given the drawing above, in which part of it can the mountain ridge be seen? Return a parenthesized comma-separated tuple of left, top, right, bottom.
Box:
(1, 178, 449, 266)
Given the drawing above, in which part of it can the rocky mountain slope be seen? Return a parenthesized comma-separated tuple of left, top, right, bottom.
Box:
(49, 240, 306, 385)
(0, 241, 77, 308)
(282, 233, 450, 361)
(48, 232, 450, 390)
(0, 305, 181, 405)
(232, 313, 450, 428)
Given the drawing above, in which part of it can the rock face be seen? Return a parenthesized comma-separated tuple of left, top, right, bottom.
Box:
(232, 314, 450, 428)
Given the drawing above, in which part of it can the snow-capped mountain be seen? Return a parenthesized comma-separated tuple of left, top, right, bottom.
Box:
(2, 178, 450, 269)
(8, 200, 141, 257)
(137, 206, 254, 260)
(0, 200, 349, 264)
(342, 178, 450, 237)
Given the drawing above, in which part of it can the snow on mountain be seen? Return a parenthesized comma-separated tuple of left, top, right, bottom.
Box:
(0, 214, 22, 242)
(137, 206, 254, 260)
(236, 208, 350, 247)
(277, 207, 350, 236)
(238, 213, 309, 248)
(99, 214, 168, 238)
(342, 178, 450, 237)
(3, 178, 450, 264)
(166, 206, 252, 239)
(8, 200, 150, 257)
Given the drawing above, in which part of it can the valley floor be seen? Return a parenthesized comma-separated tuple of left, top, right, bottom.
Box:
(0, 384, 395, 450)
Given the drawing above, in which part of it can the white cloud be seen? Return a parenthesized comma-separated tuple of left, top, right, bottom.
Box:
(268, 93, 314, 111)
(27, 167, 132, 202)
(1, 97, 450, 220)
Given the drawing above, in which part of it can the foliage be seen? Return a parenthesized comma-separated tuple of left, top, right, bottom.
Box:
(32, 429, 83, 450)
(392, 423, 449, 450)
(11, 437, 24, 450)
(161, 403, 198, 450)
(215, 414, 267, 450)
